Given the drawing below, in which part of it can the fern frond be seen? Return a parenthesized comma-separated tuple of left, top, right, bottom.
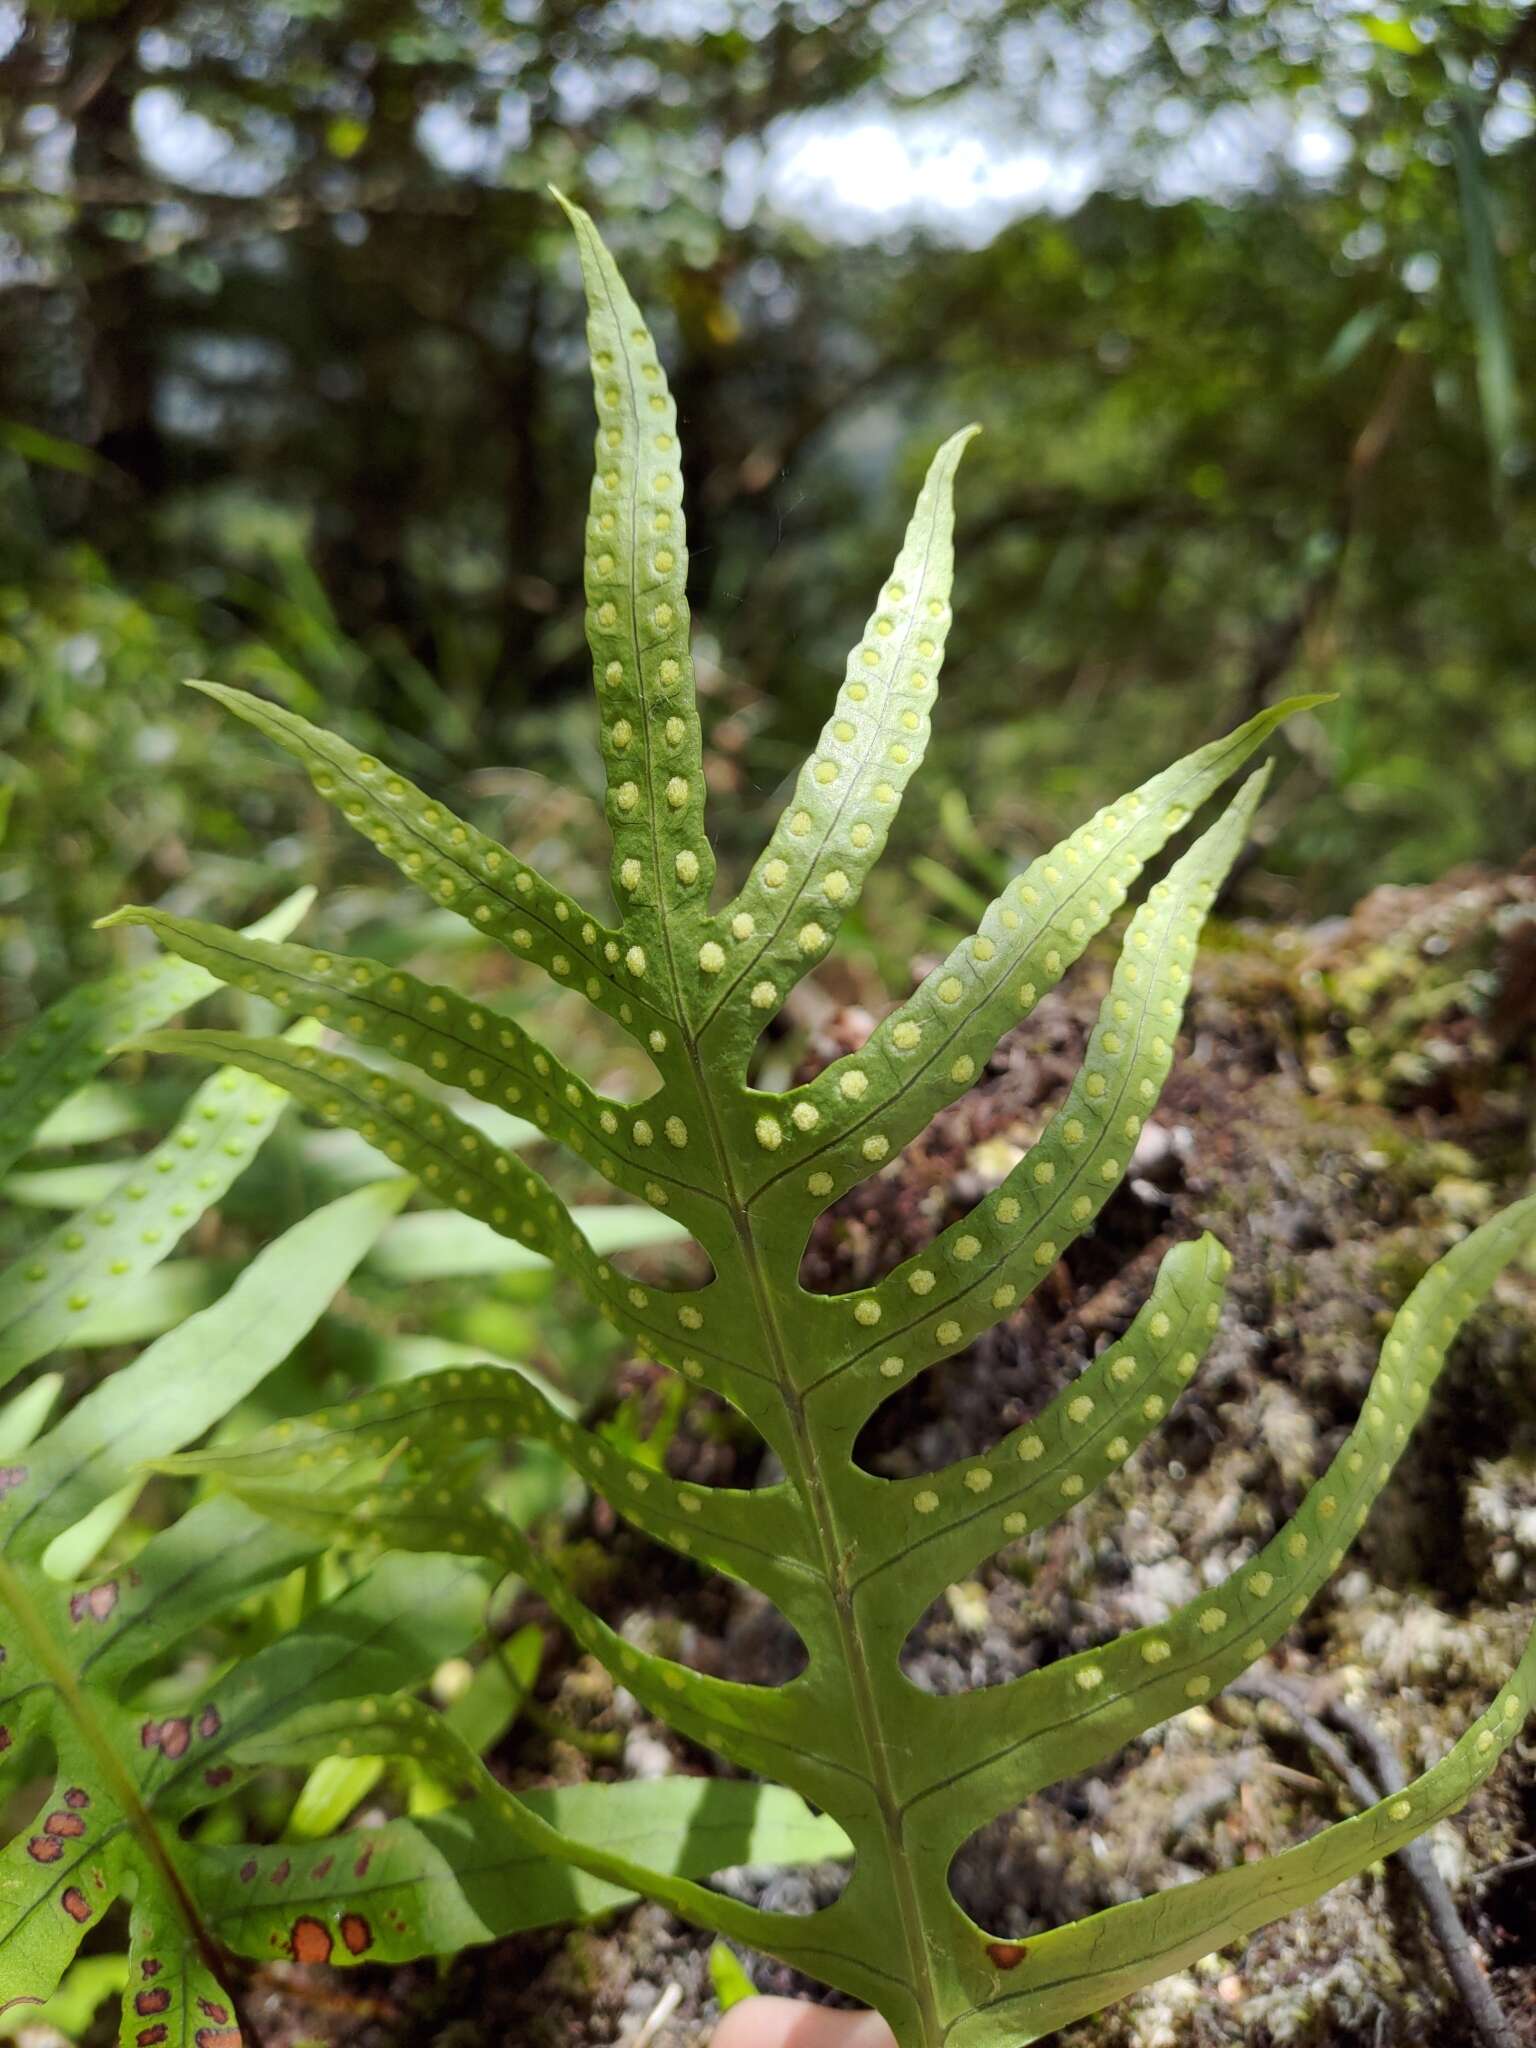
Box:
(122, 199, 1533, 2048)
(0, 1184, 419, 2018)
(0, 887, 309, 1181)
(0, 1052, 292, 1388)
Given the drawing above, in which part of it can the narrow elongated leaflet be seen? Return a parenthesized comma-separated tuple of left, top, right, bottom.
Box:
(122, 196, 1534, 2047)
(556, 190, 714, 978)
(363, 1205, 690, 1283)
(793, 774, 1265, 1406)
(4, 1180, 410, 1559)
(0, 888, 310, 1181)
(697, 426, 977, 1052)
(102, 910, 724, 1231)
(0, 1051, 293, 1388)
(190, 1769, 849, 1972)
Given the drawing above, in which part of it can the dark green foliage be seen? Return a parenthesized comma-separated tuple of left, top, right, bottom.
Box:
(3, 0, 1532, 979)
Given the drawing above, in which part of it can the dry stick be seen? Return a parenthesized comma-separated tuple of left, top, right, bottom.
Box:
(1232, 1674, 1382, 1810)
(1220, 347, 1423, 894)
(1233, 1673, 1518, 2048)
(1235, 346, 1424, 728)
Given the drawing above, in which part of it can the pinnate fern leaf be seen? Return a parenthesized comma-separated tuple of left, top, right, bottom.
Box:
(112, 198, 1536, 2046)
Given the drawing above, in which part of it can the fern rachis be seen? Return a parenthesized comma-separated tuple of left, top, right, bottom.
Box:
(103, 195, 1536, 2046)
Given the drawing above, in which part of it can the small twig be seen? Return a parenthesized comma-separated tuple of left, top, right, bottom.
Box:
(1471, 1849, 1536, 1889)
(1234, 348, 1423, 727)
(1322, 1694, 1415, 1795)
(1233, 1673, 1517, 2048)
(248, 1967, 399, 2020)
(1323, 1695, 1518, 2048)
(629, 1980, 682, 2048)
(1232, 1673, 1382, 1809)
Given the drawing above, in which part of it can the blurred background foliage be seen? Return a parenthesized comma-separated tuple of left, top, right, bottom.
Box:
(1, 0, 1533, 1017)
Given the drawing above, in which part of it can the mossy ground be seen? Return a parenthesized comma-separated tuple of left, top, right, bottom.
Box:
(218, 867, 1536, 2048)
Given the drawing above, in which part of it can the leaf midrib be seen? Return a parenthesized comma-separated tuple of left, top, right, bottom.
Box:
(679, 1026, 941, 2042)
(0, 1551, 223, 1981)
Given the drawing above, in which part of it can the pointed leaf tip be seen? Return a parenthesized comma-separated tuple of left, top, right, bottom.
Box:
(702, 419, 976, 1052)
(1239, 757, 1276, 802)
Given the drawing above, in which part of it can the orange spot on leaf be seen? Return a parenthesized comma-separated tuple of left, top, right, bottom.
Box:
(340, 1912, 373, 1955)
(69, 1580, 119, 1623)
(290, 1916, 333, 1965)
(986, 1942, 1028, 1970)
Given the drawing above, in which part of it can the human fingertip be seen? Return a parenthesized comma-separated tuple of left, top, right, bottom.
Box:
(711, 1994, 898, 2048)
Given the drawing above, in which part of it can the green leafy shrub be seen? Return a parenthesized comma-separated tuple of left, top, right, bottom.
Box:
(65, 198, 1536, 2045)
